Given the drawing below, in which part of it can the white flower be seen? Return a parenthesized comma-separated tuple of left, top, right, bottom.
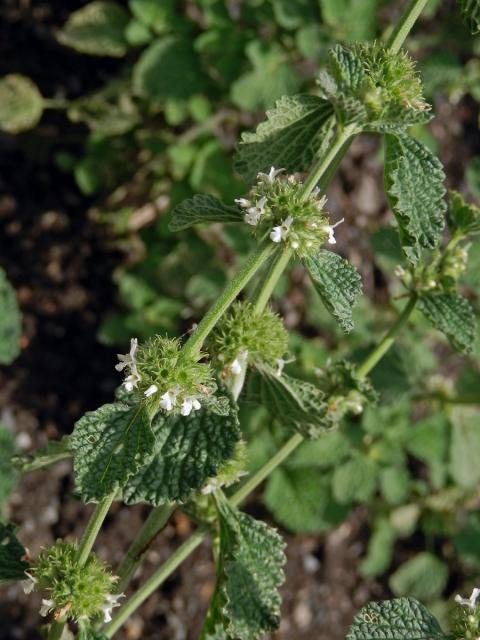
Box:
(234, 197, 251, 209)
(257, 166, 284, 184)
(230, 351, 248, 375)
(22, 572, 37, 594)
(275, 356, 295, 377)
(244, 196, 267, 226)
(115, 338, 138, 372)
(160, 389, 178, 412)
(116, 338, 141, 391)
(39, 599, 55, 617)
(144, 384, 158, 398)
(201, 477, 222, 495)
(101, 593, 124, 623)
(180, 396, 201, 416)
(270, 216, 293, 243)
(455, 588, 480, 609)
(321, 218, 344, 245)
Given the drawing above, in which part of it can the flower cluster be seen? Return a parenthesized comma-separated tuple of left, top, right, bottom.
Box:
(23, 542, 123, 624)
(116, 336, 213, 416)
(208, 301, 290, 378)
(453, 588, 480, 640)
(235, 167, 343, 256)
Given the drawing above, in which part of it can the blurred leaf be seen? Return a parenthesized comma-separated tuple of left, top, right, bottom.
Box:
(319, 0, 381, 41)
(124, 18, 152, 46)
(360, 518, 396, 577)
(287, 431, 350, 469)
(389, 552, 448, 600)
(465, 156, 480, 198)
(57, 2, 129, 57)
(235, 94, 333, 183)
(332, 456, 377, 505)
(380, 467, 411, 506)
(457, 0, 480, 33)
(0, 74, 43, 133)
(133, 37, 208, 101)
(0, 267, 21, 365)
(447, 190, 480, 236)
(454, 512, 480, 567)
(418, 51, 462, 95)
(449, 406, 480, 488)
(129, 0, 176, 34)
(0, 427, 16, 509)
(272, 0, 319, 30)
(230, 42, 301, 112)
(0, 523, 29, 582)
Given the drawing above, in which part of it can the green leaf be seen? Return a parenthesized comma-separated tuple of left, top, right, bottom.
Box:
(0, 426, 16, 508)
(418, 292, 476, 354)
(457, 0, 480, 33)
(169, 194, 243, 232)
(347, 598, 447, 640)
(384, 133, 446, 263)
(303, 250, 363, 332)
(379, 467, 410, 506)
(332, 456, 377, 504)
(265, 468, 333, 533)
(389, 553, 448, 601)
(123, 401, 240, 505)
(0, 74, 43, 134)
(206, 500, 286, 640)
(128, 0, 176, 34)
(0, 522, 29, 582)
(71, 402, 154, 502)
(0, 267, 21, 364)
(319, 0, 380, 41)
(449, 407, 480, 488)
(230, 42, 301, 112)
(448, 190, 480, 236)
(57, 2, 129, 57)
(12, 436, 72, 473)
(234, 94, 334, 183)
(244, 366, 332, 439)
(133, 37, 208, 101)
(360, 518, 396, 577)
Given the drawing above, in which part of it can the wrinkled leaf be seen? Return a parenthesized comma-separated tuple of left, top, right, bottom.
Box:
(169, 194, 243, 232)
(418, 292, 476, 354)
(0, 522, 29, 582)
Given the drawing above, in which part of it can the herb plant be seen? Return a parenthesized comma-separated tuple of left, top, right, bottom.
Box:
(1, 1, 480, 638)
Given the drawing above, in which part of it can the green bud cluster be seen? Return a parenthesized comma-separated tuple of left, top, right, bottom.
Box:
(316, 360, 377, 421)
(318, 43, 429, 125)
(32, 542, 118, 622)
(208, 301, 288, 373)
(236, 169, 340, 256)
(135, 336, 214, 416)
(452, 591, 480, 640)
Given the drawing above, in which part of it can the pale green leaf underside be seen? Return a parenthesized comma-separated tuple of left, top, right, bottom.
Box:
(0, 75, 43, 134)
(123, 402, 240, 505)
(216, 501, 286, 640)
(0, 522, 29, 582)
(347, 597, 447, 640)
(71, 402, 154, 502)
(418, 292, 476, 354)
(303, 250, 363, 332)
(169, 194, 243, 232)
(0, 267, 21, 364)
(244, 365, 332, 439)
(234, 94, 334, 183)
(57, 1, 129, 57)
(385, 133, 446, 263)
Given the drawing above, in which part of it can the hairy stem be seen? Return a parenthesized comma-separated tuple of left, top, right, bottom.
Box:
(181, 239, 274, 357)
(252, 248, 293, 315)
(116, 503, 175, 593)
(76, 493, 116, 567)
(356, 294, 418, 379)
(104, 529, 206, 638)
(386, 0, 430, 54)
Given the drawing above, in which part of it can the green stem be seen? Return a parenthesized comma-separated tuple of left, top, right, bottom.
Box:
(386, 0, 430, 53)
(47, 619, 67, 640)
(252, 248, 293, 315)
(76, 493, 116, 567)
(356, 294, 418, 379)
(300, 123, 358, 201)
(43, 98, 69, 110)
(181, 239, 274, 358)
(104, 529, 206, 638)
(116, 504, 175, 593)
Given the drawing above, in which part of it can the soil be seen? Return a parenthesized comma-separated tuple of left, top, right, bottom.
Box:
(1, 2, 479, 640)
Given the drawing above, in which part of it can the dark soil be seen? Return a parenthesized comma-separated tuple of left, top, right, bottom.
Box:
(0, 2, 479, 640)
